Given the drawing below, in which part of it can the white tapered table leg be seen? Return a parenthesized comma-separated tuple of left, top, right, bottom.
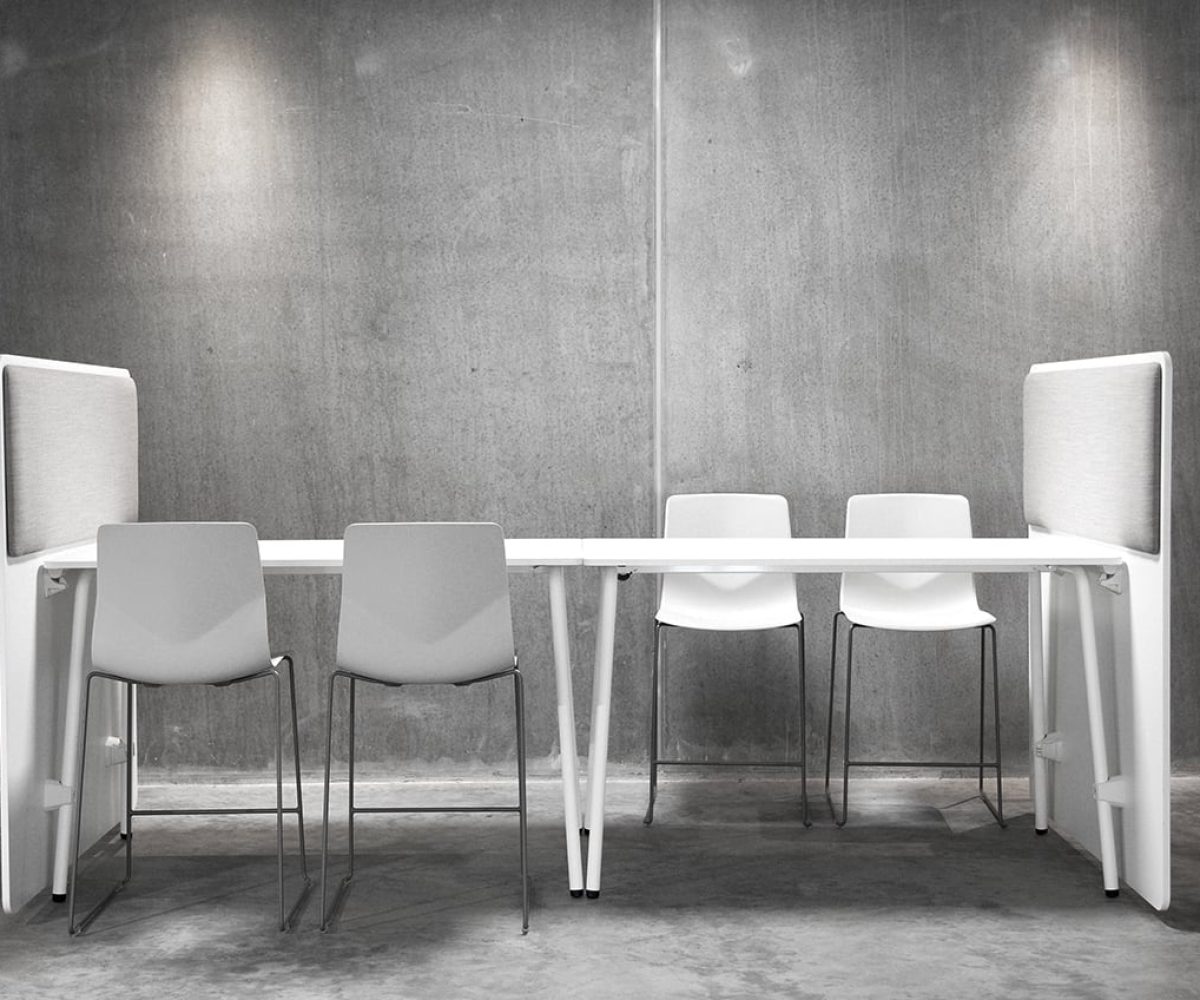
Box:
(547, 567, 584, 896)
(51, 569, 93, 900)
(125, 686, 138, 827)
(1029, 571, 1049, 832)
(580, 568, 609, 835)
(1069, 567, 1120, 895)
(584, 567, 619, 898)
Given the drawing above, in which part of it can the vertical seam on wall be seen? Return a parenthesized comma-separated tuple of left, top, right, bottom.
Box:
(653, 0, 665, 537)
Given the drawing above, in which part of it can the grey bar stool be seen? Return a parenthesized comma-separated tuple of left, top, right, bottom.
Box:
(320, 522, 529, 933)
(69, 521, 311, 935)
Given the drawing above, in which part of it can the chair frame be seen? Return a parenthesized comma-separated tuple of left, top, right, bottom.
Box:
(646, 619, 809, 828)
(319, 662, 529, 934)
(823, 613, 1005, 827)
(68, 654, 312, 935)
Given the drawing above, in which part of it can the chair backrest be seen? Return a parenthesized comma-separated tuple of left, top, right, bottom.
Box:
(656, 493, 801, 630)
(337, 522, 516, 685)
(840, 493, 981, 617)
(91, 522, 272, 685)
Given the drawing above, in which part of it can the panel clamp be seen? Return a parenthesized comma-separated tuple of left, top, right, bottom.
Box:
(1095, 776, 1131, 807)
(43, 780, 73, 811)
(1097, 565, 1126, 595)
(1034, 732, 1066, 762)
(1051, 564, 1125, 594)
(42, 568, 69, 598)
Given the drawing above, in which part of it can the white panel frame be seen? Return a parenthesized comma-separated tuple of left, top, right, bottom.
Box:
(0, 355, 134, 914)
(1027, 351, 1172, 910)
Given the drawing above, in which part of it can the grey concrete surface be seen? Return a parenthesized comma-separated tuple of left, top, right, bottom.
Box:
(662, 0, 1200, 771)
(0, 0, 655, 768)
(0, 1, 1196, 772)
(3, 772, 1200, 998)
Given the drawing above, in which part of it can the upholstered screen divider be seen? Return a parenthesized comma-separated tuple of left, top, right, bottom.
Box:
(1023, 360, 1162, 554)
(3, 364, 138, 557)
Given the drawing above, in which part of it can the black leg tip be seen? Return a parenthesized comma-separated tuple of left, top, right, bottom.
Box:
(120, 833, 129, 840)
(585, 890, 600, 900)
(1035, 828, 1049, 836)
(1105, 888, 1120, 898)
(51, 893, 66, 903)
(570, 889, 583, 898)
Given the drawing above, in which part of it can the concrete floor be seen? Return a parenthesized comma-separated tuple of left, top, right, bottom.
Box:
(3, 770, 1200, 999)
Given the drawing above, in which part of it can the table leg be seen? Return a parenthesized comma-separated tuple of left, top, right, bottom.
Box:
(1028, 572, 1049, 832)
(126, 688, 138, 826)
(580, 574, 603, 834)
(1068, 566, 1120, 896)
(547, 567, 584, 896)
(51, 569, 93, 901)
(584, 567, 619, 898)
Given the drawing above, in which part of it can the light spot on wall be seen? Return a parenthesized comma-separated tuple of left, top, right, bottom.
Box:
(0, 38, 28, 79)
(166, 26, 283, 244)
(1014, 13, 1154, 288)
(178, 42, 268, 193)
(722, 37, 753, 78)
(355, 47, 384, 78)
(1046, 39, 1072, 78)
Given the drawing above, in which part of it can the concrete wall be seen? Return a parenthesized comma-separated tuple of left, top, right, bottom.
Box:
(0, 0, 1196, 774)
(660, 0, 1200, 772)
(0, 0, 656, 771)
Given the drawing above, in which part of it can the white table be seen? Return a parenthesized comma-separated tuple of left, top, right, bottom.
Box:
(580, 536, 1138, 900)
(36, 533, 1168, 910)
(42, 538, 588, 902)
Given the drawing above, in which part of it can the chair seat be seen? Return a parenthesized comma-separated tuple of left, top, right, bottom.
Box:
(841, 602, 995, 631)
(656, 567, 801, 632)
(655, 604, 802, 631)
(840, 566, 994, 632)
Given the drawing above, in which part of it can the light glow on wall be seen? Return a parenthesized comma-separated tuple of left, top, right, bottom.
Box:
(1041, 16, 1153, 252)
(167, 25, 281, 242)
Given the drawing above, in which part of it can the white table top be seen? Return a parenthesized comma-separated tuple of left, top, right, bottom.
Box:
(580, 536, 1127, 573)
(42, 538, 586, 573)
(43, 536, 1127, 575)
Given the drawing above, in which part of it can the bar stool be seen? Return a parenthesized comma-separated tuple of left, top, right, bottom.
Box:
(824, 494, 1004, 827)
(69, 521, 311, 934)
(319, 522, 529, 933)
(646, 493, 809, 827)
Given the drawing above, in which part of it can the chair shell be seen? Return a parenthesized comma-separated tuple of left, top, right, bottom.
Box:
(838, 493, 996, 632)
(337, 521, 515, 685)
(656, 493, 802, 631)
(92, 521, 273, 684)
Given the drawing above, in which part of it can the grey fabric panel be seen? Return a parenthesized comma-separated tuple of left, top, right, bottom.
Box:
(1023, 362, 1161, 553)
(4, 365, 138, 557)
